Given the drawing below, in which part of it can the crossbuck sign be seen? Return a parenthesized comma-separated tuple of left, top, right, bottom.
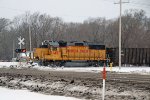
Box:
(18, 36, 25, 49)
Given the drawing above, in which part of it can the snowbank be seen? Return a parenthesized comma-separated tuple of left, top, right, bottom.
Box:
(0, 62, 31, 68)
(0, 62, 19, 67)
(0, 87, 82, 100)
(32, 66, 150, 75)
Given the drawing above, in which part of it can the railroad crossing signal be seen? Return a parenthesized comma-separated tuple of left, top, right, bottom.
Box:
(18, 36, 25, 49)
(15, 49, 26, 53)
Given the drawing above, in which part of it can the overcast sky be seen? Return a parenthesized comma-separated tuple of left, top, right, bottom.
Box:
(0, 0, 149, 22)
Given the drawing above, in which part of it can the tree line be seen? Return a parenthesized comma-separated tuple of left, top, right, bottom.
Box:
(0, 9, 150, 60)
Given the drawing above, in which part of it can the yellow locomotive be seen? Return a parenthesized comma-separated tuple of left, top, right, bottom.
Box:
(33, 41, 108, 66)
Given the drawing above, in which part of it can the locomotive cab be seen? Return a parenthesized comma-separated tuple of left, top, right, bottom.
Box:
(44, 41, 62, 60)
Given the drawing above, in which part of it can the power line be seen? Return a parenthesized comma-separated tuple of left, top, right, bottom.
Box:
(0, 6, 93, 19)
(129, 1, 150, 7)
(126, 3, 150, 15)
(130, 1, 150, 7)
(128, 3, 150, 8)
(0, 6, 26, 12)
(100, 0, 114, 3)
(100, 0, 150, 15)
(0, 1, 149, 11)
(100, 0, 150, 7)
(0, 1, 149, 19)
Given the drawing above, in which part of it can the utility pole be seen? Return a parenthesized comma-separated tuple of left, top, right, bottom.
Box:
(28, 16, 32, 59)
(115, 0, 129, 69)
(29, 24, 31, 52)
(119, 0, 122, 69)
(13, 40, 15, 58)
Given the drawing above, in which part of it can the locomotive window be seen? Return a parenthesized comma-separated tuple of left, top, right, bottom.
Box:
(39, 45, 48, 48)
(59, 42, 67, 47)
(89, 45, 105, 50)
(75, 43, 84, 46)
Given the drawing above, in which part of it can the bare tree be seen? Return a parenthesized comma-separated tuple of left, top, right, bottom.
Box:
(0, 9, 150, 60)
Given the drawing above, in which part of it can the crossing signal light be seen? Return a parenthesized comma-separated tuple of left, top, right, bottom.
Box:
(15, 49, 26, 53)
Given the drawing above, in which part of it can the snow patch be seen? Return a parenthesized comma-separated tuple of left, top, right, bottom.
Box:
(68, 85, 89, 92)
(0, 87, 82, 100)
(33, 66, 150, 75)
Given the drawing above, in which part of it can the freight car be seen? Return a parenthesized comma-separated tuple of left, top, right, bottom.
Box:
(33, 41, 109, 66)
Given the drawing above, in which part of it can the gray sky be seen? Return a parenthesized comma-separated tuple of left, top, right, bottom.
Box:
(0, 0, 149, 22)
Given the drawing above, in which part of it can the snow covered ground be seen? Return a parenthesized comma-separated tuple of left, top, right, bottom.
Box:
(35, 66, 150, 74)
(0, 62, 19, 67)
(0, 62, 150, 74)
(32, 64, 150, 75)
(0, 87, 82, 100)
(0, 62, 150, 100)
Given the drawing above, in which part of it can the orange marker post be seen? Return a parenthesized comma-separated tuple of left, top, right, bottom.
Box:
(102, 63, 106, 100)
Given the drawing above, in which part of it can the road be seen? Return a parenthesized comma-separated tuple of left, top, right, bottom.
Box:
(0, 68, 150, 100)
